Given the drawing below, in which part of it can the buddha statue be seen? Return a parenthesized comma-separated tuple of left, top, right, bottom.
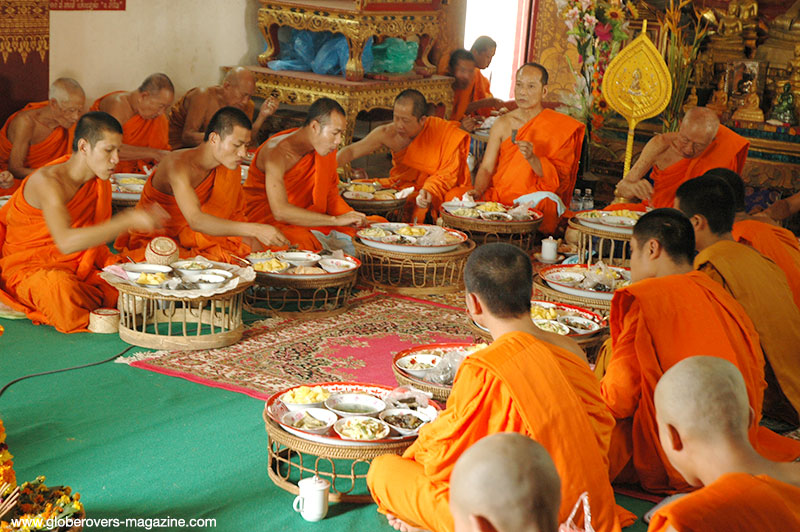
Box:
(707, 79, 729, 117)
(732, 91, 764, 122)
(734, 0, 758, 50)
(767, 83, 798, 125)
(790, 43, 800, 86)
(682, 87, 698, 113)
(709, 3, 746, 63)
(757, 1, 800, 67)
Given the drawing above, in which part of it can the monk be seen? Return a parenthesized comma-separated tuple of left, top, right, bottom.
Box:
(446, 50, 505, 131)
(675, 175, 800, 426)
(337, 89, 471, 222)
(449, 433, 561, 532)
(115, 107, 288, 262)
(763, 189, 800, 222)
(167, 67, 278, 148)
(648, 357, 800, 531)
(368, 243, 630, 532)
(0, 112, 165, 333)
(91, 73, 174, 174)
(0, 78, 86, 194)
(447, 63, 584, 234)
(243, 97, 377, 252)
(614, 107, 749, 208)
(597, 208, 800, 494)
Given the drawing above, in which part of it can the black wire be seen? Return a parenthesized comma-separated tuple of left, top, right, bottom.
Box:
(0, 345, 135, 399)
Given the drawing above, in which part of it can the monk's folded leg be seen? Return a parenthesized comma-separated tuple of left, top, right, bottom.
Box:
(607, 418, 637, 484)
(86, 270, 120, 309)
(367, 454, 453, 532)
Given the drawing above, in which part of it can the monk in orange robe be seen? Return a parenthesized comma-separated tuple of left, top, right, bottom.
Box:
(445, 50, 505, 132)
(167, 67, 278, 149)
(0, 112, 165, 333)
(243, 98, 380, 251)
(91, 73, 174, 174)
(337, 89, 471, 222)
(614, 107, 749, 208)
(0, 78, 85, 194)
(447, 63, 584, 234)
(597, 209, 800, 494)
(675, 175, 800, 426)
(116, 107, 287, 262)
(368, 243, 632, 532)
(647, 356, 800, 532)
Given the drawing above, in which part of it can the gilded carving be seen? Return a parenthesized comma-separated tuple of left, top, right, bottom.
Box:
(0, 0, 49, 63)
(531, 0, 581, 102)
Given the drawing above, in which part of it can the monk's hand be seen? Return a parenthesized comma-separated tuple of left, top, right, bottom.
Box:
(515, 140, 535, 160)
(253, 224, 290, 247)
(351, 168, 369, 181)
(0, 170, 13, 189)
(765, 198, 791, 221)
(416, 189, 432, 209)
(258, 97, 279, 119)
(461, 116, 479, 132)
(616, 178, 653, 202)
(125, 204, 169, 232)
(334, 211, 367, 227)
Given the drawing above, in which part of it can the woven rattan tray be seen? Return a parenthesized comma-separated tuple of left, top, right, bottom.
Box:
(245, 267, 358, 318)
(568, 218, 631, 267)
(344, 196, 407, 222)
(440, 211, 542, 252)
(392, 365, 451, 402)
(533, 274, 612, 316)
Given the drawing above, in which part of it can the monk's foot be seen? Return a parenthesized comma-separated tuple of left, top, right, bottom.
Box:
(385, 513, 428, 532)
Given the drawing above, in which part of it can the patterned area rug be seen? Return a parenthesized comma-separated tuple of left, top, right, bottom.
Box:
(119, 292, 479, 400)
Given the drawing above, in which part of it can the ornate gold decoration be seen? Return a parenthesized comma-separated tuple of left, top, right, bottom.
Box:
(531, 0, 582, 102)
(0, 0, 49, 63)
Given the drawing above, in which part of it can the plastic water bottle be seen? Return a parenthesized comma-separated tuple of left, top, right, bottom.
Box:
(570, 188, 583, 211)
(582, 188, 594, 210)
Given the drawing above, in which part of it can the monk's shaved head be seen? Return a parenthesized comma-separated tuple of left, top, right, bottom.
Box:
(703, 168, 746, 213)
(517, 62, 549, 85)
(395, 89, 427, 119)
(223, 66, 256, 88)
(205, 106, 252, 141)
(72, 111, 123, 151)
(465, 243, 532, 318)
(682, 107, 719, 134)
(49, 77, 85, 104)
(471, 36, 497, 54)
(675, 175, 735, 235)
(303, 97, 345, 127)
(632, 208, 695, 265)
(138, 72, 175, 95)
(450, 433, 561, 532)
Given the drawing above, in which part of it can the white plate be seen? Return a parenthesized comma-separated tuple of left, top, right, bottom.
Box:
(473, 300, 606, 338)
(277, 251, 321, 267)
(395, 353, 442, 379)
(319, 257, 358, 273)
(540, 265, 630, 301)
(358, 224, 468, 254)
(333, 416, 391, 441)
(575, 211, 634, 235)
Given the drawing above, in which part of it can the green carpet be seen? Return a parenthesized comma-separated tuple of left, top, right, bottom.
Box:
(0, 315, 653, 531)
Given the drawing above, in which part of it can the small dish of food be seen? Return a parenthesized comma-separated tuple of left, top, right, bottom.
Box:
(281, 408, 337, 435)
(347, 183, 377, 194)
(193, 273, 228, 290)
(533, 319, 571, 336)
(379, 408, 429, 436)
(381, 234, 417, 245)
(557, 315, 601, 334)
(396, 225, 428, 237)
(373, 191, 396, 200)
(318, 257, 358, 273)
(171, 260, 213, 275)
(122, 263, 173, 282)
(325, 393, 386, 418)
(451, 208, 480, 218)
(135, 271, 171, 287)
(280, 385, 332, 411)
(247, 250, 275, 263)
(358, 227, 389, 239)
(395, 353, 442, 379)
(343, 190, 374, 200)
(253, 258, 291, 273)
(476, 202, 507, 213)
(479, 211, 513, 221)
(333, 416, 390, 441)
(277, 251, 321, 267)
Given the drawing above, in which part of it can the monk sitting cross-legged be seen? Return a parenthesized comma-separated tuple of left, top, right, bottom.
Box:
(0, 112, 166, 333)
(367, 243, 632, 532)
(647, 357, 800, 532)
(337, 89, 471, 222)
(243, 97, 382, 252)
(115, 107, 288, 262)
(595, 208, 800, 494)
(675, 176, 800, 426)
(91, 72, 174, 174)
(0, 78, 86, 195)
(449, 433, 562, 532)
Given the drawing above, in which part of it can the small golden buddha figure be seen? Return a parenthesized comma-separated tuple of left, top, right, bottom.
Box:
(707, 79, 729, 117)
(682, 87, 698, 113)
(710, 4, 746, 62)
(732, 91, 764, 122)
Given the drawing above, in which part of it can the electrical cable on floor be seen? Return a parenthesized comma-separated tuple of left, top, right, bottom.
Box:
(0, 345, 135, 400)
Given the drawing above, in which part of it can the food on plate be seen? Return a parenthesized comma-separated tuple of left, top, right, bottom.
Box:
(397, 225, 428, 237)
(337, 418, 387, 440)
(288, 266, 326, 275)
(334, 403, 380, 414)
(534, 319, 570, 335)
(136, 272, 168, 285)
(248, 251, 275, 260)
(282, 385, 331, 404)
(480, 212, 512, 221)
(443, 232, 465, 245)
(476, 202, 506, 212)
(348, 183, 376, 193)
(403, 357, 438, 370)
(117, 177, 146, 185)
(382, 234, 416, 244)
(359, 227, 389, 238)
(383, 413, 424, 430)
(374, 191, 396, 200)
(253, 258, 290, 272)
(530, 305, 558, 321)
(175, 261, 210, 270)
(609, 209, 642, 220)
(559, 316, 597, 331)
(292, 411, 329, 430)
(451, 208, 480, 218)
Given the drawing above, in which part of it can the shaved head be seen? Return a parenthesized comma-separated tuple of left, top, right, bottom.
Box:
(464, 243, 532, 318)
(138, 72, 175, 95)
(681, 107, 718, 141)
(450, 433, 561, 532)
(223, 66, 256, 88)
(49, 77, 85, 104)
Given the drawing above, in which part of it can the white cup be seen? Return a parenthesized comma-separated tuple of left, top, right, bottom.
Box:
(541, 237, 558, 261)
(293, 476, 330, 522)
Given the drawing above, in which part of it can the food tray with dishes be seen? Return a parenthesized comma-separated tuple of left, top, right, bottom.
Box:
(340, 181, 408, 202)
(574, 209, 642, 235)
(357, 223, 468, 254)
(110, 173, 147, 201)
(391, 343, 487, 400)
(246, 250, 360, 280)
(266, 382, 440, 447)
(441, 201, 542, 223)
(472, 300, 606, 338)
(539, 263, 631, 301)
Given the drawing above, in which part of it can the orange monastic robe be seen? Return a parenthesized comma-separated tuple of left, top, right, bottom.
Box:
(114, 165, 251, 262)
(368, 331, 629, 532)
(648, 473, 800, 532)
(450, 69, 493, 122)
(733, 219, 800, 309)
(0, 102, 72, 194)
(377, 117, 471, 222)
(0, 156, 118, 333)
(649, 125, 749, 208)
(91, 92, 170, 174)
(696, 240, 800, 425)
(601, 271, 800, 494)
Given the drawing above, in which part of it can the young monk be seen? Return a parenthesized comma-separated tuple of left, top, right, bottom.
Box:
(596, 208, 800, 493)
(243, 97, 377, 251)
(115, 107, 288, 261)
(675, 175, 800, 425)
(450, 433, 562, 532)
(614, 107, 749, 207)
(0, 112, 165, 333)
(446, 49, 503, 131)
(368, 243, 631, 532)
(0, 78, 86, 194)
(337, 89, 471, 222)
(648, 356, 800, 531)
(91, 73, 174, 174)
(167, 66, 278, 148)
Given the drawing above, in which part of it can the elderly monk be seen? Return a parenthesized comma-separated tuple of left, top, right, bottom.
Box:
(596, 208, 800, 494)
(448, 63, 584, 234)
(675, 176, 800, 426)
(0, 78, 86, 195)
(244, 98, 379, 251)
(614, 107, 749, 208)
(368, 243, 631, 532)
(450, 433, 561, 532)
(337, 90, 471, 222)
(116, 107, 288, 262)
(167, 67, 278, 149)
(648, 357, 800, 532)
(91, 73, 174, 174)
(0, 112, 165, 333)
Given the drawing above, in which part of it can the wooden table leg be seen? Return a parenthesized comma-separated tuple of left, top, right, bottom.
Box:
(258, 19, 278, 67)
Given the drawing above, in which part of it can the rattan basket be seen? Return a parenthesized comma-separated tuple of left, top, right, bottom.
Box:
(344, 196, 408, 222)
(440, 211, 542, 252)
(568, 218, 632, 267)
(245, 268, 358, 318)
(533, 274, 612, 316)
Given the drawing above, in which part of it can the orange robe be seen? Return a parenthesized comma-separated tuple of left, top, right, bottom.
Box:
(648, 473, 800, 532)
(0, 102, 72, 195)
(91, 92, 170, 174)
(114, 165, 251, 262)
(600, 271, 800, 494)
(450, 69, 493, 122)
(377, 117, 471, 222)
(0, 156, 118, 333)
(696, 240, 800, 425)
(167, 87, 255, 149)
(368, 331, 630, 532)
(649, 125, 749, 208)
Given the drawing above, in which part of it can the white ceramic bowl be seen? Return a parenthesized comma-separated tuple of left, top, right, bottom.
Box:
(281, 407, 337, 435)
(479, 211, 513, 221)
(193, 273, 227, 290)
(533, 319, 571, 336)
(343, 190, 374, 200)
(557, 315, 601, 334)
(381, 234, 417, 245)
(280, 391, 329, 412)
(395, 353, 442, 379)
(246, 251, 276, 263)
(324, 393, 386, 418)
(277, 251, 321, 267)
(119, 183, 145, 194)
(318, 258, 357, 274)
(121, 263, 173, 282)
(170, 260, 213, 275)
(203, 268, 234, 279)
(379, 408, 429, 436)
(333, 416, 390, 441)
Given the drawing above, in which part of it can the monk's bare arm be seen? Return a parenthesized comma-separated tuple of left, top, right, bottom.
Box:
(100, 95, 170, 163)
(6, 114, 37, 179)
(336, 125, 389, 168)
(471, 116, 509, 198)
(464, 97, 504, 115)
(180, 92, 209, 148)
(616, 134, 672, 201)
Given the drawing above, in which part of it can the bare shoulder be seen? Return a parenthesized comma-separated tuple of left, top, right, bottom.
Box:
(186, 87, 212, 107)
(6, 108, 35, 137)
(25, 165, 67, 204)
(99, 92, 132, 121)
(649, 132, 675, 150)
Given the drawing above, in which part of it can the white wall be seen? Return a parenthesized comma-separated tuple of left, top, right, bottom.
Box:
(464, 0, 520, 100)
(50, 0, 265, 104)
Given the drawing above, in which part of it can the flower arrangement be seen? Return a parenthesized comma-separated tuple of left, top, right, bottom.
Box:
(1, 477, 83, 531)
(0, 421, 15, 494)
